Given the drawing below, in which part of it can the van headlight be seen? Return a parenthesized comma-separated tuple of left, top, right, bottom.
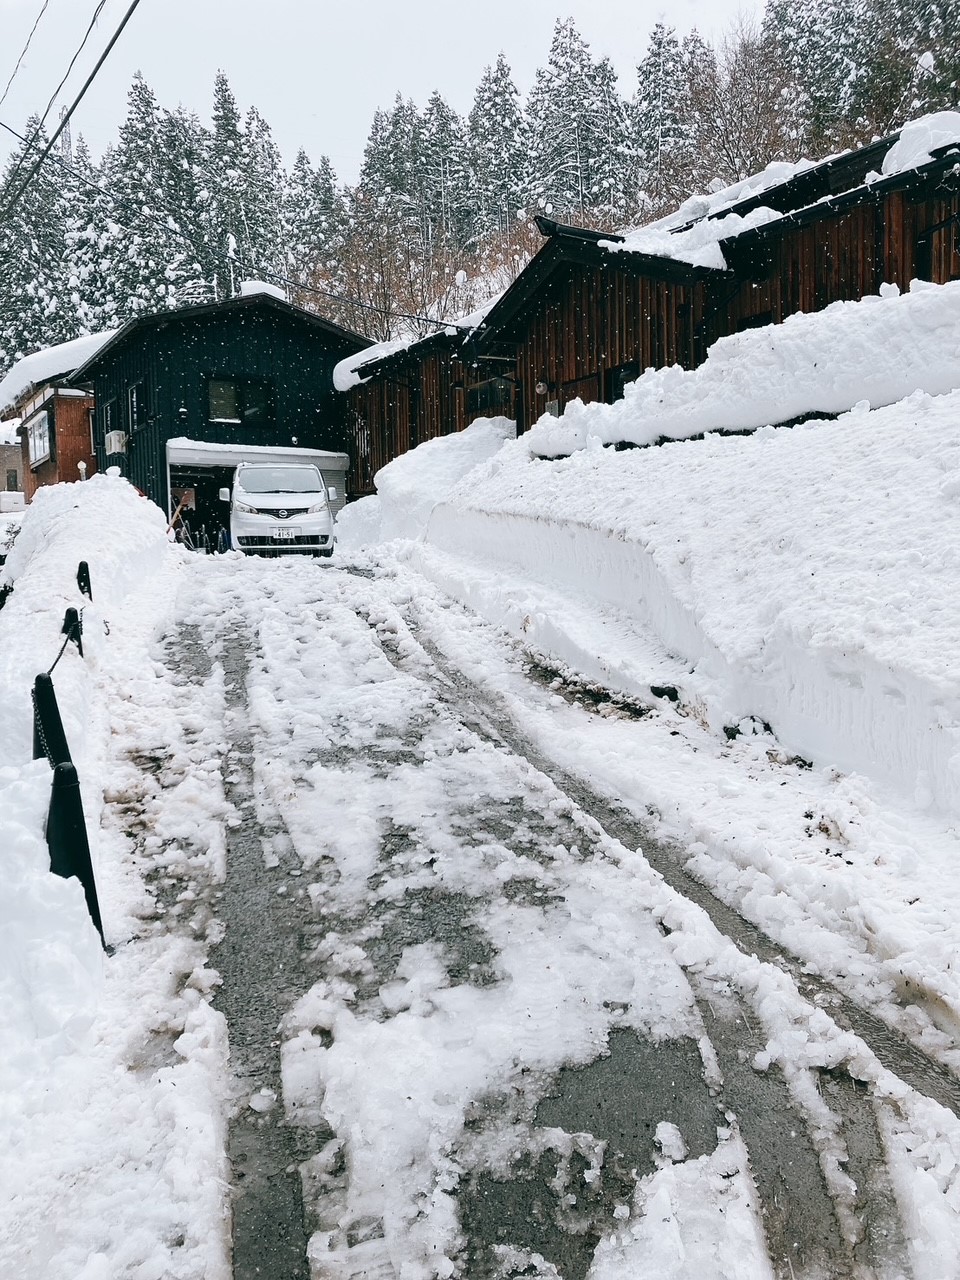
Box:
(234, 500, 256, 514)
(306, 501, 328, 513)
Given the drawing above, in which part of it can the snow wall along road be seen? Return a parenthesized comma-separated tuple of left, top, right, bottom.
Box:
(399, 282, 960, 822)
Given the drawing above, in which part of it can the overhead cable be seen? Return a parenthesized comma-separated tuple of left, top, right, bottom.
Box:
(0, 0, 144, 220)
(0, 0, 53, 113)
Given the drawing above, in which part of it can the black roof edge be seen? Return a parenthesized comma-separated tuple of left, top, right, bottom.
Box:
(534, 214, 626, 245)
(73, 291, 372, 380)
(718, 145, 960, 253)
(345, 326, 467, 381)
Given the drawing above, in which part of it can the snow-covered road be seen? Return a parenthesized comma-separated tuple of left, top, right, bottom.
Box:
(141, 551, 960, 1280)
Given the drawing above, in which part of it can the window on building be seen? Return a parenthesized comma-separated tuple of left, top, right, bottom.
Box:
(102, 400, 115, 436)
(208, 377, 273, 425)
(466, 377, 514, 418)
(6, 469, 17, 491)
(128, 382, 146, 431)
(26, 410, 51, 466)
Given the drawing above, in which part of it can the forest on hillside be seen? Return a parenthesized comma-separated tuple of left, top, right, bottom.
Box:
(0, 0, 957, 374)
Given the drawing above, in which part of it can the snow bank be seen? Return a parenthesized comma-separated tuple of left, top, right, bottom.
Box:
(0, 476, 171, 1019)
(0, 477, 231, 1278)
(0, 329, 115, 412)
(421, 388, 960, 819)
(336, 417, 516, 550)
(526, 279, 960, 457)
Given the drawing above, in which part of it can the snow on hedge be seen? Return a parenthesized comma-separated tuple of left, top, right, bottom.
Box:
(526, 278, 960, 457)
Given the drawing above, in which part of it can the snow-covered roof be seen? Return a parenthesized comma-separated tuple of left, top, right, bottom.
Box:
(880, 110, 960, 177)
(165, 437, 348, 469)
(0, 417, 20, 444)
(333, 288, 505, 392)
(0, 330, 116, 413)
(607, 110, 960, 272)
(238, 279, 287, 302)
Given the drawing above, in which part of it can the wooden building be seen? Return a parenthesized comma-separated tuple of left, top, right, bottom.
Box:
(0, 334, 107, 500)
(74, 290, 370, 528)
(340, 328, 515, 497)
(341, 123, 960, 488)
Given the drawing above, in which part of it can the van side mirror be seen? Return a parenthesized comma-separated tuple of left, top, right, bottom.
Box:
(219, 487, 230, 502)
(327, 487, 338, 502)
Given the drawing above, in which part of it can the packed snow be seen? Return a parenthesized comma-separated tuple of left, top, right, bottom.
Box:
(0, 478, 230, 1279)
(0, 329, 116, 413)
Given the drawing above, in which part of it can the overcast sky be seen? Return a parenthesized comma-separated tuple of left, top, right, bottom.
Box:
(0, 0, 760, 184)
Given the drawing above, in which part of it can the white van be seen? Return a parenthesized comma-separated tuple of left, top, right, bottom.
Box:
(220, 463, 336, 557)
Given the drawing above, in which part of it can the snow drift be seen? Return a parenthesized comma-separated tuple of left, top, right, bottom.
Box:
(525, 278, 960, 457)
(357, 281, 960, 821)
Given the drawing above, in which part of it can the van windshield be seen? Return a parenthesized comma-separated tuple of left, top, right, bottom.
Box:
(238, 467, 323, 494)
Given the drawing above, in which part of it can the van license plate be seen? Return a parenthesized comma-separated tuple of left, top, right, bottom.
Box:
(273, 527, 299, 540)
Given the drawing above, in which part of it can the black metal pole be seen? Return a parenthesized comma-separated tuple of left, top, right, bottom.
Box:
(77, 561, 92, 600)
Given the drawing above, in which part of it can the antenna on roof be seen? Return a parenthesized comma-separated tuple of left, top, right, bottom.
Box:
(59, 107, 72, 165)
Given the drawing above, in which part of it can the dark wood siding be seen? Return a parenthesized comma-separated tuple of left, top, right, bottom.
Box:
(90, 303, 363, 511)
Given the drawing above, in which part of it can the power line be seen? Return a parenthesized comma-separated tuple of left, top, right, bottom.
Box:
(0, 0, 53, 113)
(2, 0, 108, 203)
(0, 114, 450, 335)
(1, 0, 143, 220)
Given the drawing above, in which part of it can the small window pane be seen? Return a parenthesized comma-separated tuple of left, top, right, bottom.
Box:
(209, 379, 240, 422)
(27, 410, 50, 465)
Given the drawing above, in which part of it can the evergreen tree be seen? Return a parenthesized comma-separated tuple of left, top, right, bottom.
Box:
(99, 74, 202, 317)
(420, 91, 472, 249)
(525, 18, 631, 222)
(240, 105, 286, 282)
(282, 150, 346, 307)
(0, 118, 75, 369)
(205, 70, 247, 296)
(468, 53, 528, 241)
(632, 24, 687, 215)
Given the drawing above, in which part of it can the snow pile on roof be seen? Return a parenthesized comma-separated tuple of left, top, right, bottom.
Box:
(525, 278, 960, 456)
(333, 289, 507, 392)
(0, 476, 230, 1277)
(0, 416, 20, 443)
(0, 329, 116, 412)
(881, 110, 960, 176)
(607, 204, 781, 270)
(336, 417, 515, 549)
(238, 278, 287, 302)
(333, 335, 415, 392)
(603, 157, 820, 269)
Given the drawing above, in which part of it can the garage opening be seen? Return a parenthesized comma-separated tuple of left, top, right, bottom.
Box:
(165, 438, 350, 552)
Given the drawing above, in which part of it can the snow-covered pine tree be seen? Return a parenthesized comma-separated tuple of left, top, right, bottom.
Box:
(420, 91, 472, 252)
(762, 0, 861, 150)
(239, 106, 286, 286)
(525, 18, 631, 223)
(157, 106, 216, 305)
(631, 24, 687, 217)
(468, 54, 527, 240)
(205, 71, 248, 298)
(99, 74, 202, 318)
(282, 150, 348, 314)
(0, 117, 76, 371)
(62, 136, 117, 333)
